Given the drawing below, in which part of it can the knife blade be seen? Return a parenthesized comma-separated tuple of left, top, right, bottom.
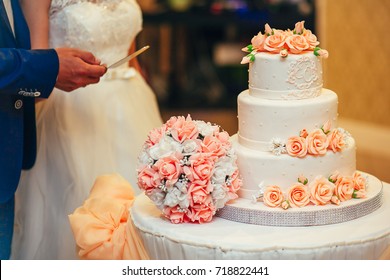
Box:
(107, 45, 150, 69)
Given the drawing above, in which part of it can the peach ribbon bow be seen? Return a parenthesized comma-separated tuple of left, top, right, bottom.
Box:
(68, 173, 149, 260)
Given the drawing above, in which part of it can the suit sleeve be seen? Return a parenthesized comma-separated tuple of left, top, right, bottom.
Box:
(0, 48, 59, 98)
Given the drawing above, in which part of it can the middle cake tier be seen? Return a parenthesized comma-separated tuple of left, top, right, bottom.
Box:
(238, 88, 338, 150)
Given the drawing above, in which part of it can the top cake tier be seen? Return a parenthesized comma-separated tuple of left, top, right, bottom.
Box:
(241, 21, 328, 100)
(249, 52, 323, 100)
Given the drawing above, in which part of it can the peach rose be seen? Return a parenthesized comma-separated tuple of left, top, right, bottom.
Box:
(263, 185, 284, 208)
(264, 33, 287, 53)
(286, 35, 309, 54)
(216, 131, 232, 149)
(319, 49, 329, 58)
(287, 183, 310, 208)
(294, 21, 305, 34)
(303, 29, 320, 50)
(251, 32, 266, 51)
(184, 154, 215, 182)
(170, 116, 199, 143)
(264, 23, 273, 35)
(353, 189, 367, 199)
(281, 200, 290, 210)
(309, 176, 335, 205)
(331, 195, 340, 205)
(321, 120, 332, 134)
(328, 170, 340, 183)
(327, 129, 345, 153)
(300, 128, 308, 138)
(137, 166, 161, 194)
(154, 155, 182, 186)
(353, 171, 366, 191)
(280, 49, 288, 58)
(298, 174, 308, 185)
(334, 176, 354, 202)
(286, 136, 308, 158)
(306, 129, 328, 156)
(187, 203, 215, 224)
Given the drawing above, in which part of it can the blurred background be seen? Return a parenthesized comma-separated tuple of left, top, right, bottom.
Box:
(135, 0, 390, 182)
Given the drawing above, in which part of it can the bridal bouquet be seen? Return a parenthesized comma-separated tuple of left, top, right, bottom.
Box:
(137, 115, 241, 224)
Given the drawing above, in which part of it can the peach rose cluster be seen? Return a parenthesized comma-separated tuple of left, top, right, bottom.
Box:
(262, 171, 367, 209)
(241, 21, 328, 64)
(137, 115, 242, 224)
(284, 120, 347, 158)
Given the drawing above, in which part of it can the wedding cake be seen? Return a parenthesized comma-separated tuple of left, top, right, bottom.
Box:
(215, 21, 383, 226)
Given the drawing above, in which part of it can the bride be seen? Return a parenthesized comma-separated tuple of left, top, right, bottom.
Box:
(11, 0, 162, 259)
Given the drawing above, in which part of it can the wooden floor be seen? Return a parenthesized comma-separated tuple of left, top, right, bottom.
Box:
(162, 108, 390, 183)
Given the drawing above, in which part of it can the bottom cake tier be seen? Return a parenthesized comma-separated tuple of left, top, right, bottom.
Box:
(216, 172, 383, 226)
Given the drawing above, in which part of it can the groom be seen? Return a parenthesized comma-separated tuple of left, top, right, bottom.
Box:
(0, 0, 106, 259)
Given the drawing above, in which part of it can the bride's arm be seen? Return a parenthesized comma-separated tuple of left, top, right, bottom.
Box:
(20, 0, 51, 49)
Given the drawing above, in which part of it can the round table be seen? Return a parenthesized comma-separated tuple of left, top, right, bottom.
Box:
(131, 182, 390, 260)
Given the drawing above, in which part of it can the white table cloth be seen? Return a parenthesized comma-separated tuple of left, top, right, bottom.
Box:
(131, 182, 390, 260)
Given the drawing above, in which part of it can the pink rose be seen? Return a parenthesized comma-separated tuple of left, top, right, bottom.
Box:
(327, 129, 345, 152)
(170, 115, 199, 143)
(286, 34, 310, 54)
(287, 183, 310, 208)
(137, 166, 161, 194)
(264, 33, 287, 53)
(241, 56, 251, 64)
(163, 206, 189, 224)
(187, 203, 215, 224)
(216, 131, 231, 149)
(306, 129, 328, 156)
(286, 136, 308, 158)
(309, 176, 335, 205)
(154, 155, 182, 186)
(294, 21, 305, 34)
(303, 29, 320, 50)
(145, 126, 166, 147)
(251, 32, 266, 51)
(184, 154, 215, 182)
(228, 170, 242, 194)
(334, 176, 354, 202)
(187, 181, 212, 207)
(263, 185, 284, 208)
(201, 135, 226, 159)
(353, 171, 366, 191)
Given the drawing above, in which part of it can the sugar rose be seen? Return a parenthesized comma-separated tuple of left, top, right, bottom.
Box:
(309, 176, 335, 205)
(286, 136, 308, 158)
(287, 183, 310, 208)
(353, 171, 366, 191)
(334, 176, 354, 202)
(251, 32, 266, 51)
(264, 33, 287, 53)
(286, 34, 309, 54)
(263, 185, 284, 208)
(307, 129, 328, 156)
(327, 129, 345, 152)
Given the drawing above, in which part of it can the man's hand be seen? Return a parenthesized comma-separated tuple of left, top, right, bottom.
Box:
(55, 48, 107, 92)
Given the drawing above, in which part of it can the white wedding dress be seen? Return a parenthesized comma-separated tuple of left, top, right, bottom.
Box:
(11, 0, 162, 259)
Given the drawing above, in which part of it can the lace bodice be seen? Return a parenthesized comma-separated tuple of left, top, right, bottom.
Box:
(49, 0, 142, 65)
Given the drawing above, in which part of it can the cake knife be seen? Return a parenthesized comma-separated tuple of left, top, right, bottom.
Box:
(107, 45, 150, 69)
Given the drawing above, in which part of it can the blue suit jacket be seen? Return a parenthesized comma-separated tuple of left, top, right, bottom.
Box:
(0, 0, 59, 203)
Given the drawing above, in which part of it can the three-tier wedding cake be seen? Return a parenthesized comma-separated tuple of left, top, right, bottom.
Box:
(216, 21, 383, 226)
